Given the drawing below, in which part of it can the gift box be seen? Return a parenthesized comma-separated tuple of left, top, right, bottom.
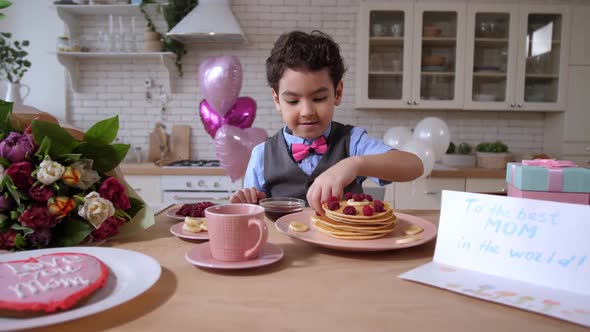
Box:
(506, 160, 590, 193)
(507, 184, 589, 205)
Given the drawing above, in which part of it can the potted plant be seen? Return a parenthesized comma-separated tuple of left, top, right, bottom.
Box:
(475, 140, 513, 169)
(139, 0, 198, 77)
(0, 32, 31, 104)
(441, 142, 476, 168)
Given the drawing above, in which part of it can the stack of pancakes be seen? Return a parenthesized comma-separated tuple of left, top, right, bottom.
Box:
(313, 200, 397, 240)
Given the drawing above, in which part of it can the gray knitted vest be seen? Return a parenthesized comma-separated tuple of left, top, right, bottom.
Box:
(262, 122, 363, 203)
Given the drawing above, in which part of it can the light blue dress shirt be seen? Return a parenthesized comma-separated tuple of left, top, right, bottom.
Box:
(243, 123, 393, 195)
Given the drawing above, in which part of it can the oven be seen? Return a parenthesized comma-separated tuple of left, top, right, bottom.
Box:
(161, 160, 243, 205)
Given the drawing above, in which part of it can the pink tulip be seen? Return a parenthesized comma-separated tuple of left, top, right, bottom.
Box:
(0, 132, 34, 162)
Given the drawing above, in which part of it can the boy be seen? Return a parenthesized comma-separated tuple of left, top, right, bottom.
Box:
(230, 30, 423, 214)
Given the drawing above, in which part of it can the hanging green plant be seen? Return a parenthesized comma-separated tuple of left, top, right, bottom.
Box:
(139, 0, 198, 77)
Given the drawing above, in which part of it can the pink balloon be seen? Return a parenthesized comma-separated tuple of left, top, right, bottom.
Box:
(198, 56, 243, 117)
(215, 125, 268, 182)
(199, 97, 257, 139)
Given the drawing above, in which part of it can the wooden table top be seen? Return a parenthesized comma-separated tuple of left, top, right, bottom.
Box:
(27, 209, 586, 332)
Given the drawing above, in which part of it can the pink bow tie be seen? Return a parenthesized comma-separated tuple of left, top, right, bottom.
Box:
(291, 136, 328, 162)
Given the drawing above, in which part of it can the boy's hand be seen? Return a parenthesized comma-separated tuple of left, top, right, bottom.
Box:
(306, 157, 360, 215)
(230, 187, 266, 204)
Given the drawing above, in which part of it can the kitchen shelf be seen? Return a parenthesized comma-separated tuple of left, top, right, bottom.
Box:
(525, 74, 559, 79)
(54, 4, 162, 39)
(369, 37, 404, 46)
(474, 38, 509, 46)
(421, 71, 455, 76)
(54, 52, 178, 93)
(369, 71, 403, 76)
(422, 37, 456, 47)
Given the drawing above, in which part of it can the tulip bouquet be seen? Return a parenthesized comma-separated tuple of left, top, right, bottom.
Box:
(0, 101, 150, 251)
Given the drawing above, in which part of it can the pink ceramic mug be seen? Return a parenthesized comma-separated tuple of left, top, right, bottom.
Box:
(205, 204, 268, 262)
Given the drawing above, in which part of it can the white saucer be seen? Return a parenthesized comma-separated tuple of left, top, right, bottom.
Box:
(170, 222, 209, 240)
(185, 242, 283, 270)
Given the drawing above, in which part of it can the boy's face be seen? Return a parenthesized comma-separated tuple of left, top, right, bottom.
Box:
(272, 68, 343, 140)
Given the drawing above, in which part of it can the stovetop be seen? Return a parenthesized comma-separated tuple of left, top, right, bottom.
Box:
(163, 159, 221, 168)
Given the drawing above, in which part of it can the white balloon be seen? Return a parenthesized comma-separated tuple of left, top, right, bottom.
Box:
(413, 117, 450, 161)
(400, 138, 435, 179)
(383, 126, 413, 149)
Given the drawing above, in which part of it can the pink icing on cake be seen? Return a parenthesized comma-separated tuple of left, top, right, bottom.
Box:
(0, 252, 109, 313)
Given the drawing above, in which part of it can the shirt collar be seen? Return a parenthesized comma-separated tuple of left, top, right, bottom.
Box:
(283, 123, 332, 145)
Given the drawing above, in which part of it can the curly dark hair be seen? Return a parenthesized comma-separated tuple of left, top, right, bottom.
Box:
(265, 30, 346, 93)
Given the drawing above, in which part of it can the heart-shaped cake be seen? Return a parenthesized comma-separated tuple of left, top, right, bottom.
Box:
(0, 252, 109, 316)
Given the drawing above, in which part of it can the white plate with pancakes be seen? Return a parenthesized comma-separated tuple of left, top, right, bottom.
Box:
(275, 209, 437, 252)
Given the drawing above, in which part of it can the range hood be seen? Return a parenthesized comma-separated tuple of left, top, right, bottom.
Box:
(167, 0, 247, 43)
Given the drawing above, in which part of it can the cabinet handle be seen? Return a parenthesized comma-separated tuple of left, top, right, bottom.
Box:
(510, 103, 515, 107)
(407, 100, 412, 105)
(423, 191, 439, 195)
(133, 188, 142, 192)
(517, 103, 523, 108)
(500, 188, 506, 192)
(413, 101, 418, 105)
(586, 147, 589, 151)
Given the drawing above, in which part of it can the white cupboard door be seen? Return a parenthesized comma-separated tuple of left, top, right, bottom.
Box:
(515, 5, 570, 111)
(464, 4, 519, 110)
(569, 5, 590, 65)
(124, 175, 162, 206)
(356, 1, 413, 109)
(412, 3, 466, 109)
(564, 68, 590, 142)
(394, 178, 465, 210)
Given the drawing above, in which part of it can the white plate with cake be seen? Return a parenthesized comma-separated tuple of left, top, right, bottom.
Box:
(0, 247, 160, 331)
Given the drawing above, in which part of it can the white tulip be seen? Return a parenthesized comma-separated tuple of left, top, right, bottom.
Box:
(37, 156, 65, 185)
(78, 191, 115, 229)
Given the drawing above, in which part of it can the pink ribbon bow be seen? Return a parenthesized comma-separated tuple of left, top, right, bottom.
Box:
(291, 136, 328, 162)
(521, 159, 578, 168)
(518, 159, 578, 192)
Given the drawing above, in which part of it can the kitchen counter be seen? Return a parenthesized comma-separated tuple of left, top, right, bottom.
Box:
(26, 208, 585, 332)
(121, 163, 506, 179)
(120, 163, 226, 176)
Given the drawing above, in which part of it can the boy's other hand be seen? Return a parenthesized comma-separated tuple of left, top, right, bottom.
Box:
(230, 187, 266, 204)
(306, 157, 360, 215)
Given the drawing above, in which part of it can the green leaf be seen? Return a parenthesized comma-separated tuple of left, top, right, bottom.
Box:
(0, 214, 11, 230)
(0, 13, 5, 20)
(125, 197, 145, 220)
(11, 223, 33, 236)
(34, 136, 51, 159)
(1, 175, 25, 205)
(0, 1, 12, 10)
(0, 157, 9, 168)
(14, 233, 28, 250)
(56, 153, 82, 164)
(32, 120, 79, 158)
(84, 116, 119, 144)
(0, 100, 13, 134)
(52, 217, 94, 247)
(73, 142, 129, 173)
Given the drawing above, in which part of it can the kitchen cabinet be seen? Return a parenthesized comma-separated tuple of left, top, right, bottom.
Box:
(355, 1, 466, 109)
(464, 4, 570, 111)
(125, 175, 163, 206)
(393, 178, 465, 210)
(560, 68, 590, 168)
(53, 4, 178, 93)
(569, 5, 590, 65)
(465, 178, 506, 194)
(392, 176, 506, 210)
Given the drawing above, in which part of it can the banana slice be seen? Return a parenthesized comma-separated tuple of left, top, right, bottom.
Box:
(289, 221, 309, 232)
(346, 199, 370, 207)
(396, 237, 419, 244)
(404, 226, 423, 236)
